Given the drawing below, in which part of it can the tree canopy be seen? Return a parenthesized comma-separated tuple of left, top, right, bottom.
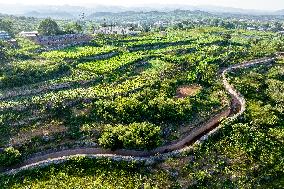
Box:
(0, 18, 14, 36)
(38, 18, 61, 36)
(63, 22, 83, 34)
(0, 41, 9, 63)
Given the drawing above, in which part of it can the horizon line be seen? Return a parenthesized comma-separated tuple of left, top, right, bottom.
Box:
(0, 2, 282, 12)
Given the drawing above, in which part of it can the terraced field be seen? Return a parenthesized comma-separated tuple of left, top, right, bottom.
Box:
(0, 28, 282, 176)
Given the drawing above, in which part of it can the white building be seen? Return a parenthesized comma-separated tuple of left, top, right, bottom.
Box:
(154, 21, 169, 28)
(128, 31, 141, 36)
(247, 27, 256, 31)
(19, 31, 39, 38)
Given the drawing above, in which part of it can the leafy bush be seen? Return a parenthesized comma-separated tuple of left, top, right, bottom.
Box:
(0, 147, 22, 166)
(99, 122, 162, 150)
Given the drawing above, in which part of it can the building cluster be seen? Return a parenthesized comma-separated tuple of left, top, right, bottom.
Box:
(153, 21, 170, 28)
(94, 26, 141, 36)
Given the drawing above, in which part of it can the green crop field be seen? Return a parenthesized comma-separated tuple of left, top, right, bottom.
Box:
(0, 26, 283, 188)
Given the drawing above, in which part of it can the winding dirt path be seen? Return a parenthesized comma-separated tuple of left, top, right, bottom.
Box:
(1, 57, 276, 175)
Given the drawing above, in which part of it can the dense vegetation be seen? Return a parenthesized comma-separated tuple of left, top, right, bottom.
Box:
(0, 24, 283, 188)
(0, 41, 9, 63)
(1, 57, 282, 188)
(98, 122, 161, 150)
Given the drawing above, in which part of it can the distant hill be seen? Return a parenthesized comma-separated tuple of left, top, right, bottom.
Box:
(0, 4, 84, 19)
(0, 3, 283, 20)
(87, 10, 213, 21)
(25, 11, 75, 19)
(274, 9, 284, 15)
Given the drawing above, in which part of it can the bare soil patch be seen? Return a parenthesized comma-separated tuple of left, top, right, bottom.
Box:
(176, 85, 202, 98)
(10, 121, 67, 146)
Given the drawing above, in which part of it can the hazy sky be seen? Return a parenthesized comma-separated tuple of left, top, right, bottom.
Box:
(1, 0, 284, 11)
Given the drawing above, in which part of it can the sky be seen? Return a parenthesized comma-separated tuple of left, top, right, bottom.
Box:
(0, 0, 283, 11)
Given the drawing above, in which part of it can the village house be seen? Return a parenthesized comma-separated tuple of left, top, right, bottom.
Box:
(247, 27, 256, 31)
(19, 31, 39, 39)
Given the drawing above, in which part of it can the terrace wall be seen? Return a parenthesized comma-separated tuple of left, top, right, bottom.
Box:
(32, 34, 93, 50)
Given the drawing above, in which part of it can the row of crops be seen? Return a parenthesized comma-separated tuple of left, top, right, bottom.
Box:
(0, 27, 282, 169)
(1, 61, 283, 188)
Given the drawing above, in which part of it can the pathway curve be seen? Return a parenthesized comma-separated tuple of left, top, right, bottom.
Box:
(1, 56, 276, 175)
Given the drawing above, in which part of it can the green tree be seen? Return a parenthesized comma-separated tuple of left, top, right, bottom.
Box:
(0, 147, 22, 166)
(0, 18, 14, 36)
(141, 24, 151, 32)
(38, 18, 61, 36)
(63, 22, 83, 34)
(0, 41, 9, 63)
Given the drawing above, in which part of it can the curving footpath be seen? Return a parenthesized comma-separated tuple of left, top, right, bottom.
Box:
(1, 56, 276, 175)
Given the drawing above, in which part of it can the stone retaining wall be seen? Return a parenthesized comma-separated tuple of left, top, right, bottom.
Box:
(33, 34, 92, 50)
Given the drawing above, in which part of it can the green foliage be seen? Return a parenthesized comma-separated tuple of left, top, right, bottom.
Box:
(63, 22, 83, 34)
(99, 122, 162, 150)
(0, 147, 21, 166)
(0, 62, 71, 88)
(38, 18, 61, 36)
(0, 27, 283, 188)
(0, 18, 13, 36)
(0, 41, 9, 63)
(181, 64, 284, 188)
(40, 45, 116, 60)
(0, 157, 175, 189)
